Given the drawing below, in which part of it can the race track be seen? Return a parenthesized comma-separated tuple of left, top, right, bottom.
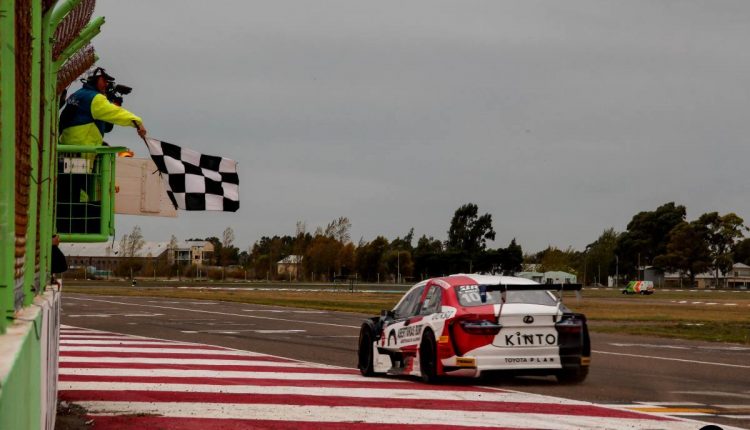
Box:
(60, 292, 750, 429)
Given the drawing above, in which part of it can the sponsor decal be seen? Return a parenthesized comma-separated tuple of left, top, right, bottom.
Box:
(397, 325, 424, 339)
(395, 324, 425, 345)
(456, 357, 476, 367)
(503, 332, 557, 346)
(458, 284, 479, 291)
(431, 310, 455, 320)
(505, 357, 556, 364)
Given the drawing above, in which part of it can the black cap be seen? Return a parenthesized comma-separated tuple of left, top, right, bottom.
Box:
(86, 67, 115, 85)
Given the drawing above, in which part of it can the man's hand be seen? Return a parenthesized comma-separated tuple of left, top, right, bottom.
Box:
(136, 123, 147, 138)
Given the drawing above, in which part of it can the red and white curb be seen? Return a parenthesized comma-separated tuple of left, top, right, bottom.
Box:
(58, 325, 737, 430)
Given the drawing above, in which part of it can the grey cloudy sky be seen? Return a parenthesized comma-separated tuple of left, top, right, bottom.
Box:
(92, 0, 750, 253)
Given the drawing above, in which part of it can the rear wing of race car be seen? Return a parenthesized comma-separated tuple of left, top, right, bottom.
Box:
(484, 283, 582, 292)
(482, 283, 583, 307)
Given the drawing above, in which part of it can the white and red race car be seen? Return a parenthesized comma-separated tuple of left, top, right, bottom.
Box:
(357, 274, 590, 383)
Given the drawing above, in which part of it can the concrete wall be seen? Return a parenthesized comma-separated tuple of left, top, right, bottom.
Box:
(0, 287, 61, 430)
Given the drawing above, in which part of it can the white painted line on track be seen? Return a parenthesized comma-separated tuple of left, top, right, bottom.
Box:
(57, 381, 570, 404)
(59, 368, 381, 381)
(60, 335, 136, 339)
(65, 313, 164, 318)
(73, 401, 701, 430)
(60, 339, 181, 345)
(60, 346, 268, 356)
(59, 325, 742, 430)
(65, 296, 361, 329)
(253, 329, 306, 334)
(66, 314, 111, 318)
(671, 391, 750, 400)
(59, 357, 312, 367)
(609, 343, 690, 350)
(594, 351, 750, 369)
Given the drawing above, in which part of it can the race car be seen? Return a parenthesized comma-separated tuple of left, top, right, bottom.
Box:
(357, 274, 590, 384)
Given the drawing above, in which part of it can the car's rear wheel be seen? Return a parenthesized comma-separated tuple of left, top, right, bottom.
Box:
(556, 364, 589, 384)
(358, 321, 377, 376)
(419, 330, 440, 384)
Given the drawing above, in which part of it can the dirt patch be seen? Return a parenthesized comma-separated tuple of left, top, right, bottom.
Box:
(55, 401, 92, 430)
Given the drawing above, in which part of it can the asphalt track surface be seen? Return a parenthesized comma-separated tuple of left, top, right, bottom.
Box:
(61, 292, 750, 429)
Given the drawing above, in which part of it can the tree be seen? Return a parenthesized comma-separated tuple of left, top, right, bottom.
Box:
(694, 212, 746, 285)
(415, 235, 443, 255)
(382, 249, 414, 282)
(122, 225, 144, 257)
(205, 236, 222, 265)
(248, 235, 294, 280)
(324, 217, 352, 244)
(390, 228, 415, 252)
(305, 235, 342, 281)
(167, 235, 179, 279)
(222, 227, 235, 249)
(653, 222, 711, 287)
(117, 226, 145, 277)
(447, 203, 495, 255)
(615, 202, 686, 277)
(504, 238, 524, 274)
(537, 246, 578, 273)
(218, 227, 239, 266)
(354, 236, 389, 282)
(733, 238, 750, 265)
(584, 228, 619, 285)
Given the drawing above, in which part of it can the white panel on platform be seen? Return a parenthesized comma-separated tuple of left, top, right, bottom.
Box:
(115, 158, 177, 217)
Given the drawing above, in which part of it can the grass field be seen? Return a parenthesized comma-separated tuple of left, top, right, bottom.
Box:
(63, 281, 750, 345)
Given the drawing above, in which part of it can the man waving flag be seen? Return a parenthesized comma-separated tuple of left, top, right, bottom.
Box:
(144, 138, 239, 212)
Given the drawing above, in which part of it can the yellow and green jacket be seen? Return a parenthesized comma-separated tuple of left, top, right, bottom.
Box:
(59, 84, 142, 148)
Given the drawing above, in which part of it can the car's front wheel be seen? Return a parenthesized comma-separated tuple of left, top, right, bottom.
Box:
(419, 330, 440, 384)
(358, 321, 377, 376)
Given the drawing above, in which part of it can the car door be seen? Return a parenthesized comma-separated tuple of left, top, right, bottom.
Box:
(384, 285, 425, 350)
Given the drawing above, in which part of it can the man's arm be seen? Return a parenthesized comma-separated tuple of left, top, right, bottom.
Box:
(91, 94, 147, 136)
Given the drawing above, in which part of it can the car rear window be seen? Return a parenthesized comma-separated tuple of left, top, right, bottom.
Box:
(455, 285, 558, 307)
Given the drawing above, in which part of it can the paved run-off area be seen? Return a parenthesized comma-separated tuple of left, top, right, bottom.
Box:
(57, 326, 740, 430)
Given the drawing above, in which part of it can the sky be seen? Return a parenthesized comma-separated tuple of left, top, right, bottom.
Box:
(90, 0, 750, 253)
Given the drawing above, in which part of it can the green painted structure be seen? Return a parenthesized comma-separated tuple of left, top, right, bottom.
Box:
(0, 0, 110, 428)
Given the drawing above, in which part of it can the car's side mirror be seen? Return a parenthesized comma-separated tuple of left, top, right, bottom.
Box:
(380, 309, 395, 319)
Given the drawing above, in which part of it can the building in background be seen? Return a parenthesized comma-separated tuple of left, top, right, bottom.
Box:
(516, 271, 577, 284)
(664, 263, 750, 289)
(173, 240, 214, 267)
(59, 241, 170, 275)
(277, 255, 303, 279)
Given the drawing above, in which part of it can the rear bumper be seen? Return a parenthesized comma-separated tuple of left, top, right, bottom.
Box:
(441, 345, 567, 377)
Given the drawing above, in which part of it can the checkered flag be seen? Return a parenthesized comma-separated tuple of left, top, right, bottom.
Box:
(144, 138, 239, 212)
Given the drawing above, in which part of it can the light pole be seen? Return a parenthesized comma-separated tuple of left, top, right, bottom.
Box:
(615, 255, 619, 288)
(397, 251, 400, 284)
(637, 253, 641, 281)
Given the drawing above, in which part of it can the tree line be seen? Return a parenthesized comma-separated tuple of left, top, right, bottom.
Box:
(245, 206, 523, 282)
(117, 201, 748, 286)
(530, 202, 748, 287)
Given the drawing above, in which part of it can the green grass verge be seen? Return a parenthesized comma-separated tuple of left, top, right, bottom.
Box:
(63, 283, 750, 345)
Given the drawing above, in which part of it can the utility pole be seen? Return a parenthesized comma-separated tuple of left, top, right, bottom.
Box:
(397, 251, 400, 284)
(615, 255, 619, 287)
(638, 253, 641, 280)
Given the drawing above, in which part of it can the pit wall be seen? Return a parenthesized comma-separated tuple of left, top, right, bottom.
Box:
(1, 0, 103, 427)
(0, 286, 61, 430)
